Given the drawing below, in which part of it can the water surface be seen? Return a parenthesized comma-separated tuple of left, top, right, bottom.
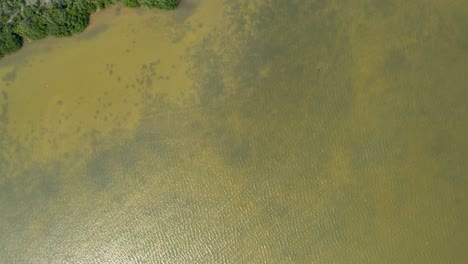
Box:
(0, 0, 467, 262)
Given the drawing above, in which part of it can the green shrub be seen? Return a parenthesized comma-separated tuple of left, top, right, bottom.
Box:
(0, 25, 22, 58)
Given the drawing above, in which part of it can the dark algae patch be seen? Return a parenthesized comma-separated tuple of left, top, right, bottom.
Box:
(0, 0, 180, 58)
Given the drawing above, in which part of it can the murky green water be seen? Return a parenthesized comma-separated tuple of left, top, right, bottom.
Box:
(0, 0, 467, 262)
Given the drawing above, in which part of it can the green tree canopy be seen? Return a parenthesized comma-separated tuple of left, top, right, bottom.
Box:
(0, 24, 22, 58)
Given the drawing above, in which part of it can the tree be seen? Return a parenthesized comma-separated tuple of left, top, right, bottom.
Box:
(138, 0, 180, 9)
(0, 25, 22, 58)
(120, 0, 140, 8)
(14, 17, 47, 40)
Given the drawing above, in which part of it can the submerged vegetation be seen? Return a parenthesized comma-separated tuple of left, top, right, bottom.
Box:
(0, 0, 180, 58)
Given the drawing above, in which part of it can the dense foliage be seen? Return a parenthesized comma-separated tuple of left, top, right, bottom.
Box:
(0, 0, 180, 58)
(0, 24, 21, 57)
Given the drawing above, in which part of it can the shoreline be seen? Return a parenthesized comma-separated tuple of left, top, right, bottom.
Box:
(0, 0, 180, 59)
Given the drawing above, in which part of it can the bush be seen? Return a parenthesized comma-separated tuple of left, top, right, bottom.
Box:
(140, 0, 180, 9)
(0, 25, 22, 58)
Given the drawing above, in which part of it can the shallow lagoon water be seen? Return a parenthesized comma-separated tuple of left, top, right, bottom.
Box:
(0, 0, 467, 262)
